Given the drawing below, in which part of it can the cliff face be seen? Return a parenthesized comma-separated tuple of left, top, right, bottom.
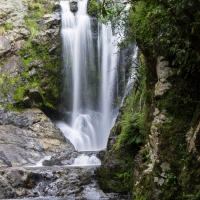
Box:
(0, 1, 76, 197)
(0, 0, 61, 110)
(94, 0, 200, 198)
(96, 50, 200, 199)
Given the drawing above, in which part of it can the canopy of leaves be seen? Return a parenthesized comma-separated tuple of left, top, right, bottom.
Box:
(91, 0, 200, 77)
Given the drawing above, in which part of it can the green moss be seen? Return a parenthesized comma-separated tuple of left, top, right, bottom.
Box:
(5, 22, 13, 31)
(26, 0, 53, 21)
(26, 20, 38, 39)
(0, 22, 13, 35)
(96, 54, 152, 194)
(0, 26, 5, 35)
(28, 2, 41, 11)
(14, 87, 25, 101)
(0, 0, 61, 111)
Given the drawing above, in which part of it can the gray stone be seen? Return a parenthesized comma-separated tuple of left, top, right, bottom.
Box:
(0, 107, 75, 167)
(15, 39, 26, 52)
(1, 55, 23, 74)
(96, 149, 106, 161)
(0, 36, 11, 56)
(19, 28, 30, 37)
(43, 13, 60, 29)
(186, 121, 200, 153)
(70, 1, 78, 12)
(0, 151, 12, 167)
(155, 56, 172, 96)
(28, 60, 44, 69)
(148, 108, 170, 165)
(160, 162, 170, 172)
(28, 68, 37, 77)
(0, 0, 27, 28)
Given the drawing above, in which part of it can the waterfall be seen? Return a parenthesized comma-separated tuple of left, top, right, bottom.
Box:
(58, 0, 127, 151)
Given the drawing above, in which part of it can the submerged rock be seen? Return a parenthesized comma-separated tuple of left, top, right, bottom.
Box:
(70, 1, 78, 12)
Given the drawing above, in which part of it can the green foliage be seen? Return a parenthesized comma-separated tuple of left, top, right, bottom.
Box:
(156, 76, 198, 118)
(117, 111, 143, 148)
(28, 2, 41, 11)
(5, 22, 13, 31)
(91, 0, 200, 77)
(14, 87, 25, 101)
(0, 22, 13, 35)
(26, 20, 38, 39)
(91, 0, 200, 199)
(25, 0, 53, 21)
(18, 41, 61, 109)
(0, 26, 5, 35)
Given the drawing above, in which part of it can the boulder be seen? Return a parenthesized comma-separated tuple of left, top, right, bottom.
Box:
(0, 36, 11, 56)
(0, 107, 75, 168)
(42, 13, 60, 29)
(15, 40, 26, 52)
(1, 55, 23, 74)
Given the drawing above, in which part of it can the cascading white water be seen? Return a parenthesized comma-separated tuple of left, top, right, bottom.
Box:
(58, 0, 125, 151)
(73, 154, 101, 166)
(98, 24, 119, 146)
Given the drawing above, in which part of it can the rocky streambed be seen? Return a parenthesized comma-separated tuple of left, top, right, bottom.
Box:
(0, 107, 131, 199)
(0, 165, 104, 199)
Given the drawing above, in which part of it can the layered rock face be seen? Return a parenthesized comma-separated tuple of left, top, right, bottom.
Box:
(0, 107, 74, 168)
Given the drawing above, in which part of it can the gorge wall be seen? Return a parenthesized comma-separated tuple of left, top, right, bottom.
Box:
(95, 1, 200, 199)
(0, 0, 61, 110)
(96, 53, 200, 200)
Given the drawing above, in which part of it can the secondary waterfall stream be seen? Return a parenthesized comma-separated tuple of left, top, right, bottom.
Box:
(57, 0, 122, 153)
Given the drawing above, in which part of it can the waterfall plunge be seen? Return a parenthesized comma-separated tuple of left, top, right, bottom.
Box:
(58, 0, 122, 151)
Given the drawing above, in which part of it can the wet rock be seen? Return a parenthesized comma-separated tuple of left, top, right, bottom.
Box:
(0, 168, 30, 198)
(23, 167, 97, 198)
(52, 2, 60, 12)
(70, 1, 78, 12)
(96, 149, 106, 161)
(0, 165, 125, 199)
(43, 150, 79, 166)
